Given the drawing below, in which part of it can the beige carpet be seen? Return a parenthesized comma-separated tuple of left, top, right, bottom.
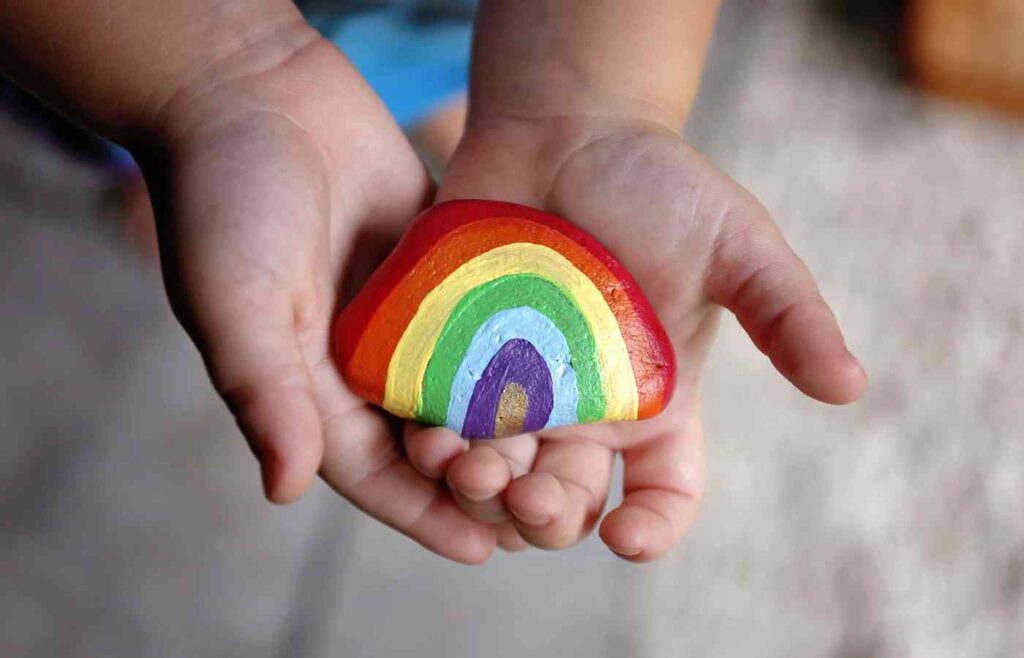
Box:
(636, 1, 1024, 656)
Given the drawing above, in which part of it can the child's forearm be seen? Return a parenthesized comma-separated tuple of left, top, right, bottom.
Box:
(0, 0, 314, 146)
(469, 0, 721, 131)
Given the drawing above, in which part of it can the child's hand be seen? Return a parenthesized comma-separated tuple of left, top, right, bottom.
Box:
(145, 34, 496, 563)
(403, 114, 867, 561)
(2, 2, 508, 563)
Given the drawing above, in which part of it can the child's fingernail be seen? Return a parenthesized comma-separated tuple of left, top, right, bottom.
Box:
(260, 463, 275, 498)
(459, 488, 496, 502)
(610, 544, 643, 557)
(420, 464, 443, 479)
(511, 509, 551, 526)
(846, 349, 867, 374)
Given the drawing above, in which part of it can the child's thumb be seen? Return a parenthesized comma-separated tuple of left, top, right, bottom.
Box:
(180, 288, 325, 503)
(705, 200, 867, 405)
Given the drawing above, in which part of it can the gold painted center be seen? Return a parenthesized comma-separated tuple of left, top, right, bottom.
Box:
(494, 382, 528, 438)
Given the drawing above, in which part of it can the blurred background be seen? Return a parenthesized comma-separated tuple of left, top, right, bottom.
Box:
(2, 0, 1022, 656)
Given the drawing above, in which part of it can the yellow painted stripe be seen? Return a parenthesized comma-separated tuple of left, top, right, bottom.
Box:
(383, 243, 638, 422)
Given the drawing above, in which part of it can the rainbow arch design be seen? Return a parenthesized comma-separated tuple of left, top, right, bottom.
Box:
(332, 200, 675, 439)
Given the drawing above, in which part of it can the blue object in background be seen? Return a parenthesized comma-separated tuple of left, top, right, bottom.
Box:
(306, 7, 474, 128)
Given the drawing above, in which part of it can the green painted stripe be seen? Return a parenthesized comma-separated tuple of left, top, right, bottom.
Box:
(418, 274, 605, 425)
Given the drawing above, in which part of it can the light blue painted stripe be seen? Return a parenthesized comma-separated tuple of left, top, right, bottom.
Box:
(446, 307, 579, 434)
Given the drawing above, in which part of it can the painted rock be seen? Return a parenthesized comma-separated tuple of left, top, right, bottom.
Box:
(332, 200, 675, 439)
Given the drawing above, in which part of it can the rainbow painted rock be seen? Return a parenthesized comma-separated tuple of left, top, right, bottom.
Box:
(332, 200, 675, 439)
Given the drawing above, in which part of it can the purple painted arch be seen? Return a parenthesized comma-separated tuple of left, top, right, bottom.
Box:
(461, 339, 554, 439)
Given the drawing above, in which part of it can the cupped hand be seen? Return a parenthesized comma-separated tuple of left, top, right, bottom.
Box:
(404, 114, 868, 561)
(142, 32, 497, 563)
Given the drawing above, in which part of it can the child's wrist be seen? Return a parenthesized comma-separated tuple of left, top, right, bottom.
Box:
(132, 29, 394, 174)
(129, 19, 324, 157)
(468, 82, 686, 137)
(445, 111, 683, 205)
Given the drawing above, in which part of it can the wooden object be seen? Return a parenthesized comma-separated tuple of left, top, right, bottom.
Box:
(332, 200, 675, 439)
(908, 0, 1024, 115)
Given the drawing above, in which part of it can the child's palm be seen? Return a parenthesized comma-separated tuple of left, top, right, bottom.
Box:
(402, 119, 866, 559)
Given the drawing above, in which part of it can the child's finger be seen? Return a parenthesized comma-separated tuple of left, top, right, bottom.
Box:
(446, 445, 516, 523)
(189, 290, 323, 504)
(599, 421, 704, 562)
(443, 434, 538, 522)
(403, 423, 467, 479)
(706, 201, 867, 404)
(504, 439, 613, 550)
(307, 360, 497, 565)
